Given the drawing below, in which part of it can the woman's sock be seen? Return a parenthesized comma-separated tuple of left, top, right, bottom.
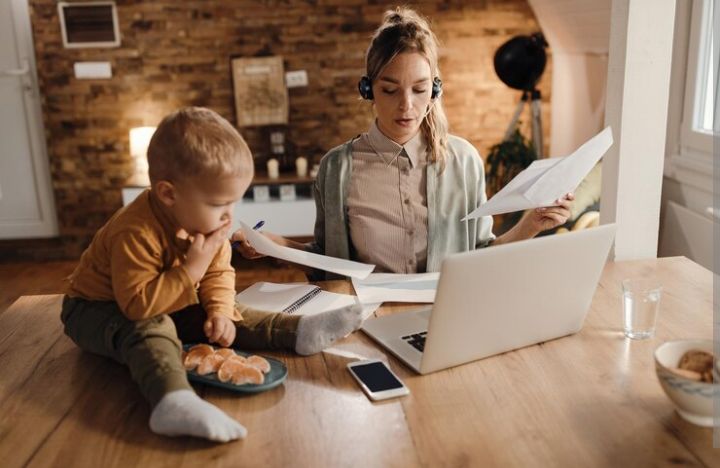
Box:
(149, 389, 247, 442)
(295, 304, 364, 355)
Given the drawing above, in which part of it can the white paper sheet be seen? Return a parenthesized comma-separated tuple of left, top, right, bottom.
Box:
(240, 222, 375, 279)
(236, 281, 381, 318)
(351, 272, 440, 304)
(463, 126, 613, 220)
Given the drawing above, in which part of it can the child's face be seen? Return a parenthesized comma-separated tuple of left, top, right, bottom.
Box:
(163, 174, 250, 236)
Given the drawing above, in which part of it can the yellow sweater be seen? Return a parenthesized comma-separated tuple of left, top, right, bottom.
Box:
(66, 189, 243, 321)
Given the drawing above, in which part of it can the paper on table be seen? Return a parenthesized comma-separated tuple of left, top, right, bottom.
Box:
(240, 222, 375, 279)
(351, 272, 439, 304)
(463, 126, 613, 220)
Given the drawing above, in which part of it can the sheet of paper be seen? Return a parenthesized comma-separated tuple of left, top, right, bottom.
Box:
(351, 272, 440, 304)
(240, 222, 375, 279)
(463, 126, 613, 220)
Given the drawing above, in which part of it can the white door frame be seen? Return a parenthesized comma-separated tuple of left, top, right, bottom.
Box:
(0, 0, 58, 239)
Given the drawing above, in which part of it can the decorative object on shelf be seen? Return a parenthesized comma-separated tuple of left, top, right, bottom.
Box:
(279, 184, 297, 201)
(295, 156, 308, 177)
(267, 158, 279, 179)
(58, 1, 121, 49)
(310, 163, 320, 178)
(129, 126, 156, 178)
(270, 131, 285, 155)
(231, 56, 288, 127)
(253, 185, 270, 202)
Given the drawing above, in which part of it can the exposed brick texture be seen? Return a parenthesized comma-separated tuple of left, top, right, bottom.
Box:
(0, 0, 550, 261)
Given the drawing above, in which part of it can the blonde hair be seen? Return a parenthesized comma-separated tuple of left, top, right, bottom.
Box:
(366, 7, 449, 169)
(147, 107, 254, 184)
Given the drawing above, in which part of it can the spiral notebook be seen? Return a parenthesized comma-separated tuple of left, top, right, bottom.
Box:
(236, 282, 322, 314)
(236, 282, 382, 318)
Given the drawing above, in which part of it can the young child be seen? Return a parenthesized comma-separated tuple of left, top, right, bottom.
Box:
(61, 107, 364, 443)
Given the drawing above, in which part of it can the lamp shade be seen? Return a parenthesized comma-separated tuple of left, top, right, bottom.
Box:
(129, 126, 156, 173)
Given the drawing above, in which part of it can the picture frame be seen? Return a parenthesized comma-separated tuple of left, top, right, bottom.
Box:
(231, 56, 288, 127)
(58, 1, 121, 48)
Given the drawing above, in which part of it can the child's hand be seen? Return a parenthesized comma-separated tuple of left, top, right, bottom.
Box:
(185, 223, 231, 284)
(204, 314, 236, 347)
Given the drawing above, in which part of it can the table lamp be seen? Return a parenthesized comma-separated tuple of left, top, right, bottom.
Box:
(129, 126, 155, 181)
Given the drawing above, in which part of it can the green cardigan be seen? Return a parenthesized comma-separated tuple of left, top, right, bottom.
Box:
(308, 135, 495, 279)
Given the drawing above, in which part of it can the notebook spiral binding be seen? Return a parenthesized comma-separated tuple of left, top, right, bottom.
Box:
(282, 286, 322, 314)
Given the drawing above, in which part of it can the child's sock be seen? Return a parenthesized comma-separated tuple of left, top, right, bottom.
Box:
(149, 389, 247, 442)
(295, 304, 364, 355)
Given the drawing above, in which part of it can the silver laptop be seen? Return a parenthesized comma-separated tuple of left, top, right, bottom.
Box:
(361, 224, 616, 374)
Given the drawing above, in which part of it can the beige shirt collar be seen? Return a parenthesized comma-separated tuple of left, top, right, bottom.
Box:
(367, 120, 427, 168)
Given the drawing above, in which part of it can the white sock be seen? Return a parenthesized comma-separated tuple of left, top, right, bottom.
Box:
(295, 304, 364, 355)
(149, 389, 247, 442)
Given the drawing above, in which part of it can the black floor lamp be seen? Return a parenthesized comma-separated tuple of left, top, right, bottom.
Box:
(494, 32, 548, 158)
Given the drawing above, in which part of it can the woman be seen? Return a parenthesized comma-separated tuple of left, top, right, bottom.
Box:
(234, 7, 572, 277)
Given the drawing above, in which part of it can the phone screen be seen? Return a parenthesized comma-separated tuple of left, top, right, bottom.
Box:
(350, 361, 404, 392)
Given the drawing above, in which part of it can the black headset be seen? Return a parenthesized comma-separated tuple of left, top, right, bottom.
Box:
(358, 76, 443, 100)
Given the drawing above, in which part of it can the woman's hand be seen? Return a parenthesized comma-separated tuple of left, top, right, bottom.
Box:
(230, 229, 289, 259)
(493, 193, 574, 245)
(519, 192, 574, 236)
(230, 229, 264, 259)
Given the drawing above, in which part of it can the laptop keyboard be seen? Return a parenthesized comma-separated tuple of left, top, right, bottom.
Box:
(401, 331, 428, 352)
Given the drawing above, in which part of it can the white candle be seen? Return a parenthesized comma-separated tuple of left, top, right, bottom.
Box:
(267, 158, 279, 179)
(295, 156, 308, 177)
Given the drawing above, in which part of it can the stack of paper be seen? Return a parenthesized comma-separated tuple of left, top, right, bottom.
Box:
(351, 272, 439, 304)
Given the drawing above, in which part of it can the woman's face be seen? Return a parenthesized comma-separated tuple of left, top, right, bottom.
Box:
(372, 52, 434, 145)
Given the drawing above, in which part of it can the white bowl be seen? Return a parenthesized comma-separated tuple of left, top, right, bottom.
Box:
(654, 339, 718, 427)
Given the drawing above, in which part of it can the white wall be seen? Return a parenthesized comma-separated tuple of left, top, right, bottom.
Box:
(548, 53, 608, 156)
(527, 0, 611, 156)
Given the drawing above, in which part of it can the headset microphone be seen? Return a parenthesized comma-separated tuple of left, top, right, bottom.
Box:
(422, 99, 438, 120)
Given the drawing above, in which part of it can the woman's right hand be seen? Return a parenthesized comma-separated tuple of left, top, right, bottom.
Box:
(230, 230, 265, 259)
(231, 229, 290, 259)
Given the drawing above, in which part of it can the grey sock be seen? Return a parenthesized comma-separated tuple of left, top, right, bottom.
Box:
(295, 304, 365, 355)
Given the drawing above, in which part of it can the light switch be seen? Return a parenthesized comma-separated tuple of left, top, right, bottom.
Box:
(73, 62, 112, 79)
(285, 70, 308, 88)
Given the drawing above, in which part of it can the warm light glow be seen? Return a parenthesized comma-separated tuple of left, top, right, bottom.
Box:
(129, 126, 156, 174)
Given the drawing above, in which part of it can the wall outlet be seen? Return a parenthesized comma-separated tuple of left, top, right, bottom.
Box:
(285, 70, 308, 88)
(73, 62, 112, 79)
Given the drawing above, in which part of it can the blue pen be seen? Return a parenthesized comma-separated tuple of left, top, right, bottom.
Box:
(232, 221, 265, 249)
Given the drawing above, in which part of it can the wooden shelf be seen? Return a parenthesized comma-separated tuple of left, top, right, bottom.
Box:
(122, 172, 315, 188)
(252, 172, 315, 186)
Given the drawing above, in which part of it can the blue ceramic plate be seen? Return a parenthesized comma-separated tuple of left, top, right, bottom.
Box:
(183, 344, 287, 393)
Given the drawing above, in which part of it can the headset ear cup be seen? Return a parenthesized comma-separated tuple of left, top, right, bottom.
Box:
(358, 76, 373, 100)
(431, 77, 443, 99)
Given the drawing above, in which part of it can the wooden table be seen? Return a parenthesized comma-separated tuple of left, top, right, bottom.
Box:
(0, 257, 716, 467)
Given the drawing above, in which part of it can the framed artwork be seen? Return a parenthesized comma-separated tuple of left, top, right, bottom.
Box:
(231, 56, 288, 127)
(58, 1, 121, 48)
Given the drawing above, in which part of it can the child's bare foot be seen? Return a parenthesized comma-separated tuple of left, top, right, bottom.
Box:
(149, 389, 246, 442)
(295, 304, 364, 355)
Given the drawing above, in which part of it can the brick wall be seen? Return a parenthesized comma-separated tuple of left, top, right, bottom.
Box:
(0, 0, 550, 261)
